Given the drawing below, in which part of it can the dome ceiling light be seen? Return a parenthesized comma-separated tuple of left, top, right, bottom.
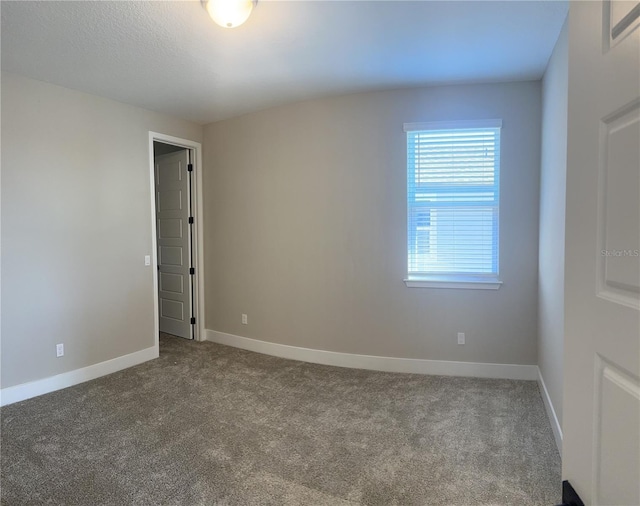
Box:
(202, 0, 257, 29)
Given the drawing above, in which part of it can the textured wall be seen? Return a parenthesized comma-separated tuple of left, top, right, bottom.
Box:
(1, 74, 203, 388)
(538, 19, 568, 429)
(203, 81, 541, 365)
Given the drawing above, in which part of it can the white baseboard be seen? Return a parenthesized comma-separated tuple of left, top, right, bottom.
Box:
(205, 329, 538, 381)
(0, 346, 158, 407)
(537, 367, 563, 455)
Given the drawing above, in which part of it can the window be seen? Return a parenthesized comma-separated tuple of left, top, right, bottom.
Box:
(404, 120, 502, 289)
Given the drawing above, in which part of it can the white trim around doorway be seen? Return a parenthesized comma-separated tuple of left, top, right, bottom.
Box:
(148, 132, 205, 351)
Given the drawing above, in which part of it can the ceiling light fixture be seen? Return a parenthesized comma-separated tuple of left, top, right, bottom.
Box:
(202, 0, 257, 29)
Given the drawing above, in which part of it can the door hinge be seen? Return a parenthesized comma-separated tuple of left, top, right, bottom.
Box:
(188, 217, 194, 224)
(189, 267, 195, 275)
(187, 164, 193, 172)
(190, 317, 196, 325)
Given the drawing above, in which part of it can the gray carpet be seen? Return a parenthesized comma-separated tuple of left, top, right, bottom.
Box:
(1, 334, 561, 505)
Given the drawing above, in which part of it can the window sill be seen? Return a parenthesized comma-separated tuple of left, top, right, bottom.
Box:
(404, 276, 502, 290)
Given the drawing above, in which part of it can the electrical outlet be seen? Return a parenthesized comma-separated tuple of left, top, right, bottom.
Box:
(242, 314, 248, 325)
(457, 332, 465, 345)
(56, 343, 64, 357)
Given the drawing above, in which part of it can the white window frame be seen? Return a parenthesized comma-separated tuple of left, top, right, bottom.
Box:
(403, 119, 503, 290)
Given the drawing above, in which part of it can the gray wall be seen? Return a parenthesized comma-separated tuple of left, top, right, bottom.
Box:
(154, 142, 186, 157)
(1, 73, 203, 388)
(203, 81, 541, 364)
(538, 20, 568, 428)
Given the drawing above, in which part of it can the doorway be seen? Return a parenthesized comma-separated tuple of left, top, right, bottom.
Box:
(149, 133, 204, 347)
(154, 143, 192, 339)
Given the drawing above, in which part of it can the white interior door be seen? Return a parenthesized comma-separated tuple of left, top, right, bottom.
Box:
(155, 150, 192, 340)
(564, 1, 640, 504)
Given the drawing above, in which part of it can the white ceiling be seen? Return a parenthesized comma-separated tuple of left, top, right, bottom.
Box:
(1, 1, 568, 125)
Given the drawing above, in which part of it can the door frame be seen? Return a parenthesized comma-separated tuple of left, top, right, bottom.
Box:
(148, 132, 205, 349)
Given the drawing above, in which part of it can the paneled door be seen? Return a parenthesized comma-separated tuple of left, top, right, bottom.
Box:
(155, 150, 192, 339)
(564, 1, 639, 503)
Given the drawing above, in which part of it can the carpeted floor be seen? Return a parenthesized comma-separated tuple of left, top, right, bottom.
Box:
(1, 334, 561, 505)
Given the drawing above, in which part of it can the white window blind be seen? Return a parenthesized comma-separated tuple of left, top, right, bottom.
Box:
(404, 120, 501, 282)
